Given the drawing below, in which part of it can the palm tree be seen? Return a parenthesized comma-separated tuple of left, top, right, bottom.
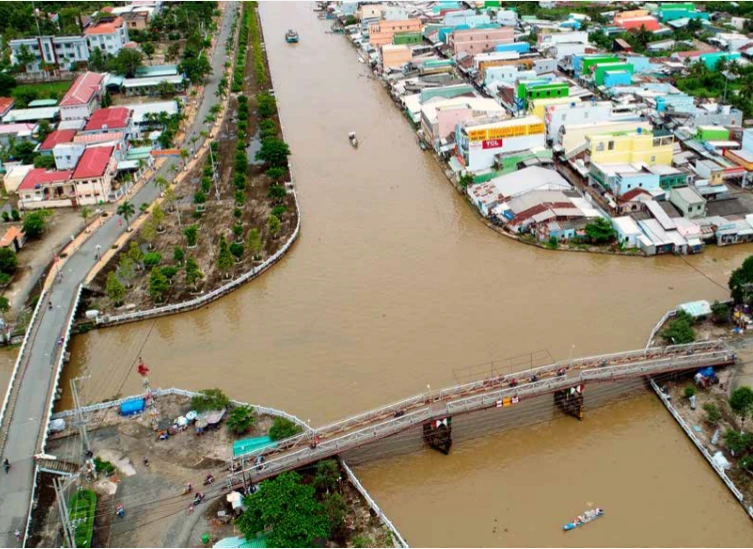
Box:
(80, 206, 92, 232)
(180, 148, 189, 170)
(155, 176, 170, 192)
(164, 187, 176, 212)
(740, 74, 753, 102)
(117, 201, 136, 230)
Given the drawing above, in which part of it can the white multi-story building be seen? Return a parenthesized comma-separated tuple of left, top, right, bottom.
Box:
(10, 36, 89, 72)
(85, 16, 130, 56)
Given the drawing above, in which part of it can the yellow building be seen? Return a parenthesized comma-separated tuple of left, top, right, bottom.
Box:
(587, 129, 673, 166)
(529, 96, 580, 120)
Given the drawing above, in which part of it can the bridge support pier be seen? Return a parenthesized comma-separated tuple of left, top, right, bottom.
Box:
(554, 385, 584, 420)
(423, 417, 452, 455)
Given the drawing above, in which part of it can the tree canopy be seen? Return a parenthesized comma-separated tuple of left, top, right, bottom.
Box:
(190, 388, 230, 412)
(237, 472, 330, 548)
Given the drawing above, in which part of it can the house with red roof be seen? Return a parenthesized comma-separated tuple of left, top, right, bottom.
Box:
(81, 107, 132, 136)
(0, 98, 14, 119)
(59, 72, 105, 121)
(17, 169, 75, 210)
(38, 129, 77, 155)
(70, 145, 118, 205)
(85, 16, 130, 56)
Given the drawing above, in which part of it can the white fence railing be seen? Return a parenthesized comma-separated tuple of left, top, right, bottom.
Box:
(39, 284, 82, 454)
(0, 288, 47, 454)
(341, 460, 409, 548)
(51, 387, 311, 432)
(645, 309, 676, 350)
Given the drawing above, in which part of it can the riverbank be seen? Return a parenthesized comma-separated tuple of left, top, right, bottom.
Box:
(80, 2, 300, 328)
(31, 391, 402, 548)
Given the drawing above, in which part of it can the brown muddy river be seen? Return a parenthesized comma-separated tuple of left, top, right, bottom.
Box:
(64, 2, 753, 545)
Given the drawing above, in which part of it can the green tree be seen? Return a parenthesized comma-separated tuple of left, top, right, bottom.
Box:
(87, 47, 108, 72)
(217, 234, 234, 275)
(148, 267, 169, 302)
(106, 271, 126, 306)
(184, 225, 198, 247)
(141, 41, 155, 61)
(662, 310, 695, 344)
(313, 459, 340, 494)
(109, 48, 143, 78)
(703, 403, 722, 425)
(584, 217, 616, 244)
(269, 417, 302, 441)
(266, 167, 285, 182)
(118, 255, 136, 287)
(80, 206, 92, 230)
(730, 386, 753, 429)
(22, 211, 45, 239)
(237, 472, 330, 548)
(256, 92, 276, 118)
(13, 141, 37, 164)
(247, 228, 263, 260)
(164, 187, 177, 212)
(268, 214, 281, 236)
(36, 119, 52, 143)
(227, 405, 256, 435)
(256, 138, 290, 168)
(33, 154, 55, 169)
(101, 89, 112, 108)
(152, 203, 166, 231)
(166, 42, 181, 63)
(15, 44, 35, 70)
(117, 201, 136, 230)
(267, 184, 286, 203)
(179, 54, 212, 84)
(724, 429, 753, 454)
(0, 74, 17, 97)
(321, 492, 347, 538)
(127, 240, 144, 267)
(173, 246, 185, 264)
(711, 301, 730, 323)
(190, 388, 230, 412)
(143, 252, 162, 268)
(0, 247, 18, 274)
(0, 296, 10, 320)
(141, 219, 157, 250)
(157, 80, 176, 98)
(458, 173, 473, 189)
(185, 257, 203, 289)
(729, 255, 753, 303)
(230, 242, 244, 259)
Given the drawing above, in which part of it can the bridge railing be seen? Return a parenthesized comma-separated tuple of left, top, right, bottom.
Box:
(243, 341, 734, 481)
(0, 288, 47, 455)
(307, 341, 729, 444)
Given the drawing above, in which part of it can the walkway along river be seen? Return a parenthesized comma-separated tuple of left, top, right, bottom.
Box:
(62, 2, 753, 545)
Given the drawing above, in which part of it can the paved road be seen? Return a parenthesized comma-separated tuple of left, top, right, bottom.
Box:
(0, 4, 237, 545)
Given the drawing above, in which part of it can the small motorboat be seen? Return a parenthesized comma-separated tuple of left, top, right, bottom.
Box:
(563, 508, 604, 531)
(348, 132, 359, 148)
(285, 29, 299, 43)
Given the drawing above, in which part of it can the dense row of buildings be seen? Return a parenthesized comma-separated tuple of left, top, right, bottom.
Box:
(327, 0, 753, 255)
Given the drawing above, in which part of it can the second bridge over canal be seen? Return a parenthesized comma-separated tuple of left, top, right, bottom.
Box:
(228, 341, 736, 486)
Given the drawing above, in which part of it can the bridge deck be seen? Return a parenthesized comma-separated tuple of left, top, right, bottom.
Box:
(230, 341, 735, 486)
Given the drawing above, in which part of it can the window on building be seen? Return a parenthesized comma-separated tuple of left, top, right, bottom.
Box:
(650, 155, 656, 163)
(596, 142, 605, 152)
(608, 141, 614, 151)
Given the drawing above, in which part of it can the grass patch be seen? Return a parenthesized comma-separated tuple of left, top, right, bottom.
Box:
(12, 80, 73, 106)
(69, 489, 97, 548)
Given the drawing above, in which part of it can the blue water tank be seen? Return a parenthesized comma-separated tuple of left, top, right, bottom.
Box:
(120, 398, 145, 416)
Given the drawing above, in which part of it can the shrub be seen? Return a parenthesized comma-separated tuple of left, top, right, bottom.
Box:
(235, 190, 245, 205)
(233, 208, 243, 219)
(11, 210, 19, 221)
(22, 211, 46, 239)
(1, 212, 8, 222)
(703, 403, 722, 424)
(266, 167, 284, 181)
(268, 184, 287, 202)
(271, 205, 287, 219)
(227, 405, 255, 435)
(69, 489, 97, 548)
(184, 225, 198, 247)
(191, 388, 230, 412)
(93, 457, 115, 475)
(0, 247, 18, 274)
(234, 172, 247, 190)
(161, 266, 179, 280)
(173, 246, 185, 264)
(106, 272, 126, 306)
(269, 417, 302, 441)
(194, 190, 206, 204)
(711, 301, 730, 323)
(148, 267, 169, 302)
(268, 214, 281, 236)
(201, 177, 212, 194)
(684, 386, 696, 399)
(257, 91, 276, 118)
(230, 242, 244, 259)
(662, 310, 695, 345)
(143, 252, 162, 268)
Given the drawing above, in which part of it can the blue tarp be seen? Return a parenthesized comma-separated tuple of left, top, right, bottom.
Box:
(698, 367, 715, 378)
(120, 398, 145, 416)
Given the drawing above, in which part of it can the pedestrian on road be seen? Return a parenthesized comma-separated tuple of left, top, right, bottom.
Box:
(4, 457, 10, 473)
(14, 529, 21, 542)
(48, 301, 52, 310)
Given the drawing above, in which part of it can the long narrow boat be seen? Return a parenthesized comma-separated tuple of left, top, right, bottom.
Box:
(563, 508, 604, 531)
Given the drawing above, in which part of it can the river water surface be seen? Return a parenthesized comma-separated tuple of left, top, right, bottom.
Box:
(65, 2, 753, 544)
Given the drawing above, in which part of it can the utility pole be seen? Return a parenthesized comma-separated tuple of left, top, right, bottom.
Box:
(54, 476, 76, 548)
(70, 376, 91, 457)
(137, 358, 159, 430)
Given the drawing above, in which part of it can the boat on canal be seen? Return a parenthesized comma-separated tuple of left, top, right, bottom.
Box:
(563, 507, 604, 531)
(348, 132, 359, 148)
(285, 29, 299, 43)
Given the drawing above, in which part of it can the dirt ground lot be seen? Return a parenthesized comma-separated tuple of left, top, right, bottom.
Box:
(39, 394, 395, 548)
